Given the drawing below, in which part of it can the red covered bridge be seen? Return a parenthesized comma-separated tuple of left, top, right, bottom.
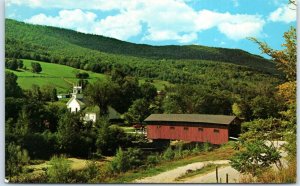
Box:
(144, 114, 240, 145)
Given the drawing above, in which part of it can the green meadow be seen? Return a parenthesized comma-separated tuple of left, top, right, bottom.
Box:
(6, 59, 171, 92)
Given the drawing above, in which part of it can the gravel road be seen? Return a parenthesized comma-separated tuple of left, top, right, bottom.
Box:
(181, 165, 241, 183)
(134, 160, 231, 183)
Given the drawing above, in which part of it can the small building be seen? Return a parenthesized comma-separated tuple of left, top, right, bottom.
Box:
(66, 96, 86, 113)
(144, 114, 240, 145)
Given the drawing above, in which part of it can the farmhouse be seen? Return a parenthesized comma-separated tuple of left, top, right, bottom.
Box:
(145, 114, 240, 145)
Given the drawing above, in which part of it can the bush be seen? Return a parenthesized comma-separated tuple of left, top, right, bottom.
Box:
(5, 143, 30, 179)
(162, 147, 175, 160)
(109, 147, 143, 173)
(146, 154, 160, 166)
(31, 62, 42, 73)
(203, 142, 212, 152)
(46, 155, 72, 183)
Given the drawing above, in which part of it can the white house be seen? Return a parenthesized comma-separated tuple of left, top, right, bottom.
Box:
(84, 112, 97, 123)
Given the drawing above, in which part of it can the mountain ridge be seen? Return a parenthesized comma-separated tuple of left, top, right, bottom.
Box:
(5, 18, 278, 76)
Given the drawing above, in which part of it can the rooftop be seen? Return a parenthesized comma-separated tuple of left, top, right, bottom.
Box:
(144, 114, 236, 125)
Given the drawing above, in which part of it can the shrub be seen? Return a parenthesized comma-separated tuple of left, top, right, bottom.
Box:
(203, 142, 212, 152)
(146, 154, 160, 166)
(46, 155, 72, 183)
(162, 146, 175, 160)
(109, 147, 143, 173)
(31, 62, 42, 73)
(5, 143, 30, 179)
(75, 160, 100, 183)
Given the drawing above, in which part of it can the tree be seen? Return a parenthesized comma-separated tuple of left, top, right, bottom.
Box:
(5, 58, 18, 70)
(5, 71, 23, 98)
(250, 27, 296, 81)
(250, 25, 296, 158)
(110, 68, 142, 113)
(17, 59, 23, 69)
(124, 99, 151, 124)
(230, 140, 281, 176)
(5, 143, 30, 180)
(56, 112, 83, 154)
(86, 79, 119, 116)
(31, 62, 42, 73)
(75, 72, 89, 79)
(95, 118, 129, 155)
(140, 82, 157, 101)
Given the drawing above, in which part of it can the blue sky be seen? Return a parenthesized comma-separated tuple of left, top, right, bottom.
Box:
(5, 0, 296, 57)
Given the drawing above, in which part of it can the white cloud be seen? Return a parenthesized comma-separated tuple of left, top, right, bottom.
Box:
(93, 11, 142, 40)
(268, 4, 296, 23)
(25, 9, 97, 33)
(21, 0, 266, 42)
(6, 0, 136, 11)
(195, 10, 265, 40)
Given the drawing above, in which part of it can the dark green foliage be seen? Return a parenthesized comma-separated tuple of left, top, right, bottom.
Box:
(17, 59, 24, 69)
(110, 68, 142, 113)
(140, 82, 157, 101)
(95, 119, 131, 155)
(250, 95, 281, 119)
(109, 147, 143, 173)
(85, 79, 120, 116)
(5, 98, 25, 121)
(56, 112, 91, 157)
(5, 71, 23, 97)
(31, 62, 42, 73)
(5, 58, 18, 70)
(76, 72, 89, 79)
(124, 98, 151, 124)
(21, 131, 58, 159)
(230, 140, 281, 176)
(5, 143, 30, 179)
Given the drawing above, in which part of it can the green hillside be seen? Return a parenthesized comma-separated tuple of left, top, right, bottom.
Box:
(5, 19, 278, 76)
(6, 59, 171, 92)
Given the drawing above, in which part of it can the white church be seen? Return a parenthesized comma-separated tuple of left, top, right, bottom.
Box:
(66, 84, 120, 123)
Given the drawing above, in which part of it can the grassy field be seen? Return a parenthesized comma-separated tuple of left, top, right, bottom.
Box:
(6, 59, 107, 93)
(6, 59, 171, 92)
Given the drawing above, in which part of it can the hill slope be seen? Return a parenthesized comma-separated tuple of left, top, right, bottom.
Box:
(5, 19, 277, 75)
(6, 59, 171, 92)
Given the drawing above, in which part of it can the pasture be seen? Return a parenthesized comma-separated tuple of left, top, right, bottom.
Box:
(6, 59, 171, 92)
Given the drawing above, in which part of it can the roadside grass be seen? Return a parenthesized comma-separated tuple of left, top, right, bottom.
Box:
(175, 163, 227, 181)
(108, 144, 236, 183)
(7, 59, 171, 92)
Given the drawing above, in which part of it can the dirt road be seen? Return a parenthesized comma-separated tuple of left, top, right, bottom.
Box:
(134, 160, 232, 183)
(181, 165, 240, 183)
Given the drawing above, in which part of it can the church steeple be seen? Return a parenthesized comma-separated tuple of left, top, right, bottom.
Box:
(71, 83, 83, 99)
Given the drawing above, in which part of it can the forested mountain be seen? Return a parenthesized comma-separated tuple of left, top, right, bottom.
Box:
(5, 19, 278, 76)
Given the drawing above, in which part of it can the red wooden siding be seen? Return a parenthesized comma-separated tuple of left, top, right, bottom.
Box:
(147, 124, 229, 144)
